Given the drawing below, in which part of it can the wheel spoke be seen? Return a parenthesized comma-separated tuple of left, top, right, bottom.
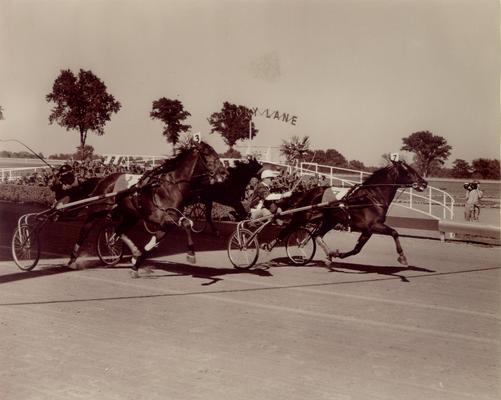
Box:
(286, 228, 316, 266)
(97, 223, 124, 266)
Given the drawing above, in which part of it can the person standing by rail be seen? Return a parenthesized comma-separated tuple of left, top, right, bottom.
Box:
(464, 180, 483, 222)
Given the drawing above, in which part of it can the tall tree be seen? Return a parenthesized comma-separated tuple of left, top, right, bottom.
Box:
(401, 131, 451, 177)
(46, 69, 121, 159)
(471, 158, 500, 179)
(280, 135, 311, 165)
(208, 102, 257, 150)
(348, 160, 366, 171)
(314, 148, 347, 167)
(150, 98, 192, 152)
(451, 159, 472, 178)
(74, 144, 95, 161)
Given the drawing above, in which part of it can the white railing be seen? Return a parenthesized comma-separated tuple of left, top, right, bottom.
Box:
(0, 166, 51, 182)
(102, 154, 168, 168)
(299, 162, 366, 187)
(0, 156, 456, 220)
(299, 161, 455, 220)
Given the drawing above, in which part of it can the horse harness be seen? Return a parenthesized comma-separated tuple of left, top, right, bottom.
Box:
(127, 148, 215, 231)
(320, 182, 408, 230)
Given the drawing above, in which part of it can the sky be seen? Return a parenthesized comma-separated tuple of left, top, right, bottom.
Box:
(0, 0, 499, 166)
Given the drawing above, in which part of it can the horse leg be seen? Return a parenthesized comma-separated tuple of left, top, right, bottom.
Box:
(205, 200, 218, 235)
(119, 231, 142, 279)
(370, 223, 408, 265)
(316, 236, 333, 260)
(332, 231, 373, 260)
(133, 231, 166, 275)
(68, 214, 98, 269)
(232, 202, 248, 221)
(181, 217, 196, 263)
(312, 221, 336, 261)
(112, 211, 142, 277)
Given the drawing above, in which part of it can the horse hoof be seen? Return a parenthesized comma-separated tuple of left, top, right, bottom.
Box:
(67, 257, 79, 269)
(187, 254, 196, 264)
(398, 255, 408, 265)
(130, 270, 140, 279)
(329, 250, 340, 259)
(133, 253, 145, 267)
(260, 243, 271, 252)
(143, 266, 154, 275)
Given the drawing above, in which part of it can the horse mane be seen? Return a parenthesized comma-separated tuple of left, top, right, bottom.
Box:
(153, 146, 196, 174)
(360, 164, 396, 186)
(229, 158, 261, 177)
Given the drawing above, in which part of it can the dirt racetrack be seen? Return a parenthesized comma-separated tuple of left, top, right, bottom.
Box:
(0, 201, 500, 400)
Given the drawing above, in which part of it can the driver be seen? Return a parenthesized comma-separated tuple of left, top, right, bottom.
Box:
(50, 164, 82, 207)
(249, 169, 291, 221)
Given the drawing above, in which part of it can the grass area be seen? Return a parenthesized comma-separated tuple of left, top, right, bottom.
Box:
(427, 179, 499, 206)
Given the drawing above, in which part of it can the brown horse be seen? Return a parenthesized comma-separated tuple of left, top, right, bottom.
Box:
(275, 160, 428, 265)
(187, 157, 263, 232)
(62, 141, 228, 275)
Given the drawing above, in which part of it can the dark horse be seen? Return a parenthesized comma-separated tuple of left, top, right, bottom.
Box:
(276, 160, 428, 265)
(188, 156, 262, 232)
(59, 141, 228, 275)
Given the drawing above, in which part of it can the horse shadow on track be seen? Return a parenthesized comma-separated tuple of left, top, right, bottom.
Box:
(266, 257, 435, 283)
(0, 264, 91, 285)
(0, 257, 273, 286)
(127, 259, 272, 286)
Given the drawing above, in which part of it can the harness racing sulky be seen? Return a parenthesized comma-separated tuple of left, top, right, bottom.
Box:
(11, 141, 229, 278)
(227, 159, 428, 269)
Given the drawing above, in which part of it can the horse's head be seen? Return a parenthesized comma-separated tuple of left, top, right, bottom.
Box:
(194, 141, 229, 184)
(246, 156, 263, 175)
(391, 160, 428, 191)
(234, 156, 263, 179)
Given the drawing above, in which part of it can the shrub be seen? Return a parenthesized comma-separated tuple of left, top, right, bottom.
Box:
(0, 184, 55, 205)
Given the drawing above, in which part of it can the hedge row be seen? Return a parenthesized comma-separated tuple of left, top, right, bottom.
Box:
(0, 184, 55, 206)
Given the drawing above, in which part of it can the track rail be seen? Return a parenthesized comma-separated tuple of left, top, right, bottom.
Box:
(299, 162, 455, 220)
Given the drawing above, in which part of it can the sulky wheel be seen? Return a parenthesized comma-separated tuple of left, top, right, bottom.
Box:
(12, 224, 40, 271)
(96, 222, 124, 266)
(186, 203, 207, 233)
(285, 227, 316, 266)
(227, 228, 259, 269)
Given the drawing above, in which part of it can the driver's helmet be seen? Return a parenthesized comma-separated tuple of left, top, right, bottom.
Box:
(58, 164, 74, 184)
(261, 169, 279, 180)
(58, 164, 72, 175)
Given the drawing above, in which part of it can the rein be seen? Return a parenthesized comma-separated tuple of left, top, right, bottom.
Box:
(326, 181, 417, 216)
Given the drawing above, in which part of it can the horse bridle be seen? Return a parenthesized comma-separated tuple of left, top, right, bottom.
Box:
(145, 145, 221, 221)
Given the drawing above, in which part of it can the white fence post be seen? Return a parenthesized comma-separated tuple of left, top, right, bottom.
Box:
(428, 188, 432, 216)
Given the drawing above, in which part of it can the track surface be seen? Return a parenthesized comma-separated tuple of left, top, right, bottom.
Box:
(0, 202, 500, 400)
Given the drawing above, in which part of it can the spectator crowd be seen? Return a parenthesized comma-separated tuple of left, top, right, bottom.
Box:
(5, 158, 148, 187)
(8, 158, 331, 205)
